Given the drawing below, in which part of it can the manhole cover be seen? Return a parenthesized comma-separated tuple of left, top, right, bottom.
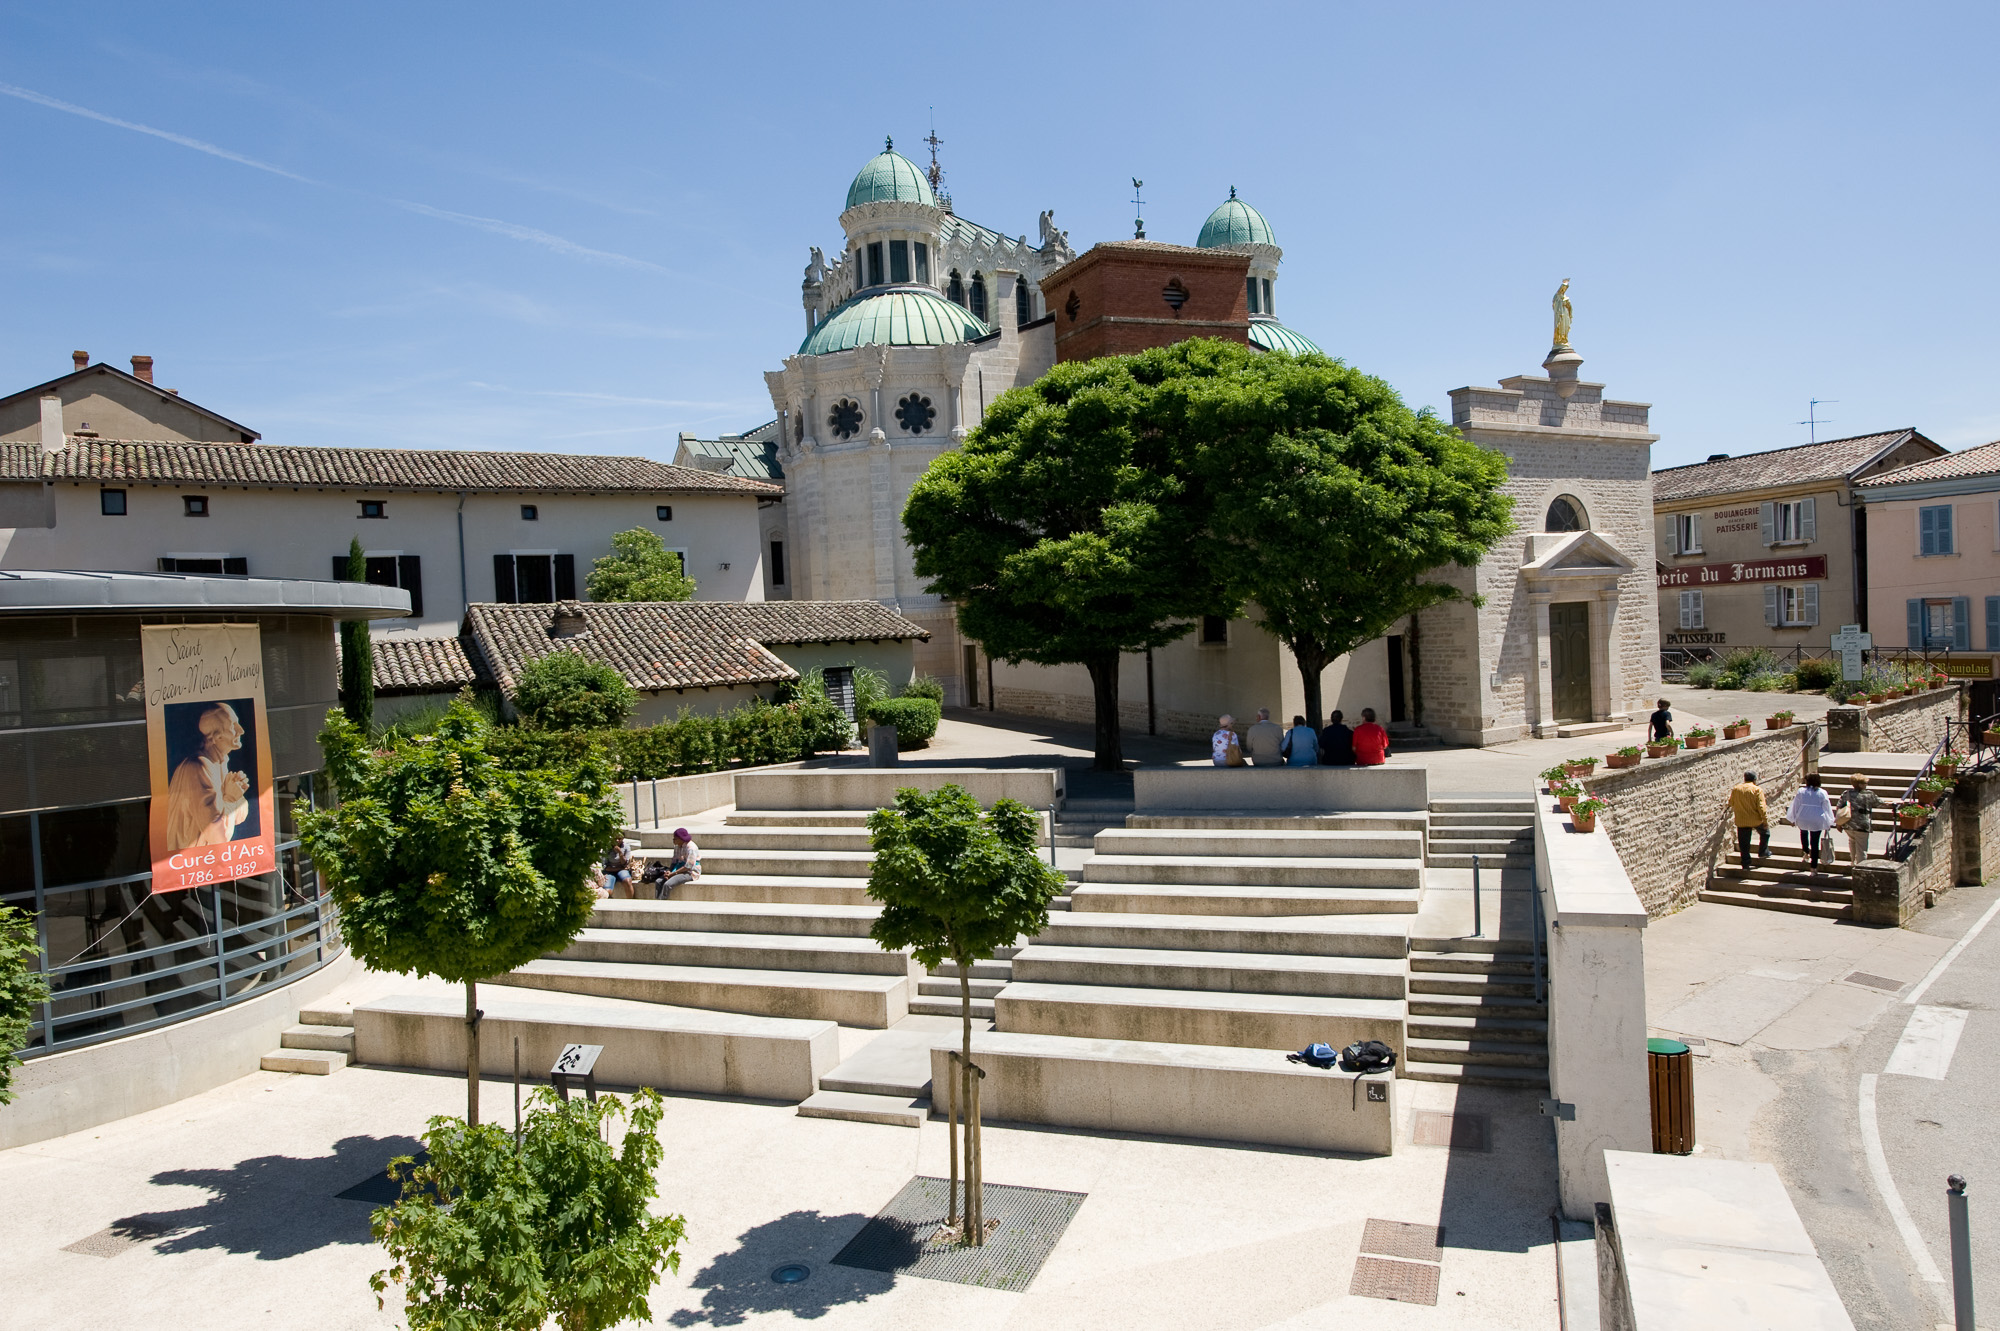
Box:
(1360, 1217, 1445, 1263)
(62, 1217, 174, 1258)
(1350, 1254, 1440, 1304)
(1412, 1111, 1489, 1152)
(831, 1175, 1085, 1292)
(770, 1263, 812, 1284)
(1846, 972, 1906, 993)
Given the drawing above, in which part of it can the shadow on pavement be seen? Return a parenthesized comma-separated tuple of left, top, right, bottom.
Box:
(668, 1209, 895, 1327)
(113, 1132, 424, 1260)
(1434, 1086, 1560, 1254)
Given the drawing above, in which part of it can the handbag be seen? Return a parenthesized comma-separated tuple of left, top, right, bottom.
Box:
(1835, 803, 1852, 829)
(1225, 736, 1246, 767)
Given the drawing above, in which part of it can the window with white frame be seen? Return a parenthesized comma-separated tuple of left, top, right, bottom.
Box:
(1909, 596, 1971, 649)
(1764, 582, 1819, 627)
(1678, 589, 1704, 629)
(1760, 498, 1816, 545)
(1672, 513, 1701, 555)
(1920, 504, 1955, 555)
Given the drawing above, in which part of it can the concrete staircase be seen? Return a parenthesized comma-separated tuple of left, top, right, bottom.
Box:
(1403, 938, 1547, 1088)
(259, 1007, 353, 1075)
(1426, 797, 1535, 869)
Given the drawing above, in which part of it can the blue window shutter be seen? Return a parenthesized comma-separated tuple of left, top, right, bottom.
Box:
(1954, 596, 1972, 649)
(1920, 507, 1936, 556)
(1986, 596, 1999, 651)
(1908, 598, 1924, 647)
(1942, 506, 1955, 554)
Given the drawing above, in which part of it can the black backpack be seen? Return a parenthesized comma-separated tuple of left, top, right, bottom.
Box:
(1338, 1040, 1396, 1073)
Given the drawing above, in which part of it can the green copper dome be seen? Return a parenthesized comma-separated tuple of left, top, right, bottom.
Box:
(1197, 187, 1276, 248)
(845, 139, 936, 210)
(1248, 319, 1323, 356)
(799, 288, 989, 356)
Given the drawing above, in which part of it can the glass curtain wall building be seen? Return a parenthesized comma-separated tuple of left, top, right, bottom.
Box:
(0, 570, 407, 1058)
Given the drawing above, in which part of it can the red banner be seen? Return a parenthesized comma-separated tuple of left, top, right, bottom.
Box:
(1657, 556, 1827, 588)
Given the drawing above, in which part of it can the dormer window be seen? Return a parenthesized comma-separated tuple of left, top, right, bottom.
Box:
(1247, 277, 1260, 314)
(889, 239, 910, 283)
(1262, 278, 1273, 315)
(914, 243, 930, 284)
(866, 242, 884, 287)
(970, 272, 987, 321)
(947, 269, 965, 306)
(1016, 278, 1030, 327)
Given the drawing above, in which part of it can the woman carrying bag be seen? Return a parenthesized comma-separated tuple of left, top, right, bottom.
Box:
(1785, 772, 1837, 875)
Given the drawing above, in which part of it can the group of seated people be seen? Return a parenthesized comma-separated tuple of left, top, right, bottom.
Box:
(591, 827, 701, 899)
(1211, 707, 1391, 767)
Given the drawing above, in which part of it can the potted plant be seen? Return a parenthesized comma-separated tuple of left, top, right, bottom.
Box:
(1647, 736, 1683, 759)
(1984, 725, 2000, 747)
(1767, 709, 1797, 729)
(1685, 727, 1717, 749)
(1916, 774, 1953, 806)
(1554, 781, 1582, 812)
(1564, 757, 1598, 777)
(1723, 717, 1751, 740)
(1606, 744, 1643, 769)
(1868, 690, 1888, 704)
(1897, 802, 1932, 830)
(1930, 671, 1950, 689)
(1540, 764, 1572, 793)
(1571, 796, 1606, 833)
(1936, 750, 1964, 776)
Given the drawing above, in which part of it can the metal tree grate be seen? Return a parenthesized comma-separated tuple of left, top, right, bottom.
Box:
(1412, 1111, 1490, 1152)
(62, 1217, 174, 1258)
(831, 1175, 1086, 1292)
(1350, 1255, 1441, 1304)
(1360, 1218, 1445, 1263)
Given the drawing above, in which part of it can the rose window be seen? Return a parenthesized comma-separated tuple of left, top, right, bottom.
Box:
(895, 393, 936, 435)
(828, 399, 863, 440)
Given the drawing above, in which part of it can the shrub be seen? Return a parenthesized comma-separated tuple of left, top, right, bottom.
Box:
(1793, 659, 1839, 691)
(512, 652, 637, 731)
(778, 668, 855, 754)
(1685, 663, 1721, 688)
(1572, 797, 1607, 818)
(866, 696, 942, 748)
(1616, 745, 1641, 757)
(901, 674, 946, 704)
(1744, 672, 1782, 693)
(1720, 646, 1781, 678)
(586, 527, 697, 602)
(1, 904, 52, 1104)
(852, 666, 891, 722)
(376, 689, 502, 743)
(486, 725, 609, 773)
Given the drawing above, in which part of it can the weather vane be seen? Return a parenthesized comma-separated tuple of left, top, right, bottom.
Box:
(1131, 178, 1145, 239)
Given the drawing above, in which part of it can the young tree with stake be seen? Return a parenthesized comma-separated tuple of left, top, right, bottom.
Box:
(865, 785, 1066, 1244)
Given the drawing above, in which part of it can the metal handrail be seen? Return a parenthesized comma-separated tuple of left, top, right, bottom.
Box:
(1883, 720, 1968, 862)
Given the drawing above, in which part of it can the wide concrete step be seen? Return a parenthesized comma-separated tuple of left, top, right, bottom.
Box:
(673, 874, 873, 906)
(1011, 944, 1407, 1000)
(1081, 854, 1424, 889)
(280, 1023, 353, 1054)
(931, 957, 1015, 980)
(491, 958, 909, 1028)
(1407, 990, 1546, 1020)
(919, 977, 1008, 1000)
(1407, 1013, 1548, 1044)
(556, 927, 916, 977)
(1126, 813, 1427, 833)
(996, 981, 1406, 1057)
(1710, 866, 1857, 891)
(908, 996, 995, 1019)
(796, 1089, 928, 1128)
(591, 899, 880, 938)
(1411, 951, 1537, 976)
(1407, 1037, 1549, 1068)
(1090, 828, 1424, 859)
(1069, 882, 1420, 916)
(298, 1005, 356, 1027)
(1429, 798, 1538, 815)
(725, 810, 875, 828)
(817, 1031, 936, 1097)
(1697, 889, 1855, 921)
(1035, 911, 1409, 958)
(690, 848, 876, 878)
(696, 827, 876, 851)
(261, 1049, 346, 1074)
(1400, 1059, 1548, 1089)
(1409, 973, 1539, 999)
(1410, 936, 1538, 958)
(1427, 853, 1536, 870)
(1428, 812, 1534, 829)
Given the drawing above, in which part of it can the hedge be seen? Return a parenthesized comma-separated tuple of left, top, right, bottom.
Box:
(485, 698, 824, 781)
(865, 697, 941, 748)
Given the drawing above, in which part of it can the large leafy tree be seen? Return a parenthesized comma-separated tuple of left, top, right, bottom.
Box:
(300, 697, 621, 1124)
(1178, 343, 1514, 729)
(586, 528, 697, 603)
(903, 350, 1229, 770)
(867, 785, 1067, 1246)
(371, 1086, 686, 1331)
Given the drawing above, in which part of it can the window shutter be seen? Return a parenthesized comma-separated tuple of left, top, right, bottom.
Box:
(1765, 585, 1780, 626)
(1803, 583, 1819, 627)
(1800, 497, 1816, 542)
(1692, 590, 1705, 628)
(493, 553, 516, 604)
(1953, 596, 1972, 649)
(1921, 506, 1937, 556)
(1759, 502, 1775, 546)
(222, 557, 247, 575)
(1941, 505, 1955, 554)
(1688, 514, 1700, 552)
(1908, 598, 1924, 647)
(1679, 591, 1692, 629)
(398, 555, 423, 618)
(553, 553, 577, 600)
(332, 556, 349, 581)
(1987, 596, 1999, 651)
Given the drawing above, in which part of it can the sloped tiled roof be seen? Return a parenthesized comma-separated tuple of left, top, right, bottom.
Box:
(1652, 429, 1936, 503)
(0, 440, 782, 496)
(676, 424, 783, 482)
(464, 599, 929, 696)
(0, 361, 261, 441)
(371, 635, 486, 693)
(1854, 439, 2000, 488)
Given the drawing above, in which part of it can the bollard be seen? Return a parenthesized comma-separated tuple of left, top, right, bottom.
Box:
(1472, 854, 1482, 938)
(1948, 1174, 1974, 1331)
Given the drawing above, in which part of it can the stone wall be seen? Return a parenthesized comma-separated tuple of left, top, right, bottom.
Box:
(1853, 799, 1955, 926)
(1951, 768, 2000, 887)
(1581, 727, 1811, 918)
(1824, 686, 1960, 753)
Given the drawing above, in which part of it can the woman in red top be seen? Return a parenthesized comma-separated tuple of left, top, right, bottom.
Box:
(1351, 708, 1391, 766)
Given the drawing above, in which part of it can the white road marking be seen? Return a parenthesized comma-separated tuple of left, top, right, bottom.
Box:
(1905, 893, 2000, 1006)
(1884, 1005, 1970, 1080)
(1858, 1073, 1946, 1289)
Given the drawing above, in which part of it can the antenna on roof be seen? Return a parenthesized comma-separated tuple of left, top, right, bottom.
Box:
(924, 109, 950, 213)
(1797, 399, 1838, 444)
(1131, 178, 1146, 240)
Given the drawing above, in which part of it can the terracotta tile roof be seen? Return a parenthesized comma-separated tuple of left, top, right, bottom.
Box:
(1853, 439, 2000, 488)
(1651, 429, 1938, 503)
(463, 599, 929, 696)
(0, 440, 782, 496)
(371, 635, 486, 693)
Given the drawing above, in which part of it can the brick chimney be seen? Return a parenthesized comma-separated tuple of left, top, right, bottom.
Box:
(550, 600, 590, 638)
(131, 355, 154, 384)
(72, 350, 88, 371)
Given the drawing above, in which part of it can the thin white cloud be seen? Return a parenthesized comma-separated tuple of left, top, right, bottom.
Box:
(0, 81, 318, 183)
(465, 381, 749, 410)
(391, 200, 670, 273)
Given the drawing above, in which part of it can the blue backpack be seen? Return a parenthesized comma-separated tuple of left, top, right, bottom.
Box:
(1287, 1042, 1341, 1070)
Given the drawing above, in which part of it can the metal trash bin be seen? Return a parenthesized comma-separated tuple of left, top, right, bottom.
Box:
(1648, 1037, 1694, 1154)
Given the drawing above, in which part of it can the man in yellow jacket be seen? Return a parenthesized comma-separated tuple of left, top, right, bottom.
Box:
(1730, 770, 1771, 872)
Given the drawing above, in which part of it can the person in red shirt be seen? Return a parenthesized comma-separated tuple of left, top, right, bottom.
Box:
(1351, 708, 1391, 766)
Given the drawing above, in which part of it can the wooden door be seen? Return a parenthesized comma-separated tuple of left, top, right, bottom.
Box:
(1550, 602, 1592, 722)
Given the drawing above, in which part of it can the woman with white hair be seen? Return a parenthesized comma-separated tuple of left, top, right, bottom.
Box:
(163, 702, 252, 851)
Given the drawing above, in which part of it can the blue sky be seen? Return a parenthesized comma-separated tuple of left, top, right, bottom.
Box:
(2, 3, 1994, 469)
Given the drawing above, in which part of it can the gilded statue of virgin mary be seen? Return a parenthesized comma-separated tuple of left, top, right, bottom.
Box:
(1551, 278, 1574, 351)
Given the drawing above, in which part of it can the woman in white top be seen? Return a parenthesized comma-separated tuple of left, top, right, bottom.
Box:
(1785, 772, 1837, 874)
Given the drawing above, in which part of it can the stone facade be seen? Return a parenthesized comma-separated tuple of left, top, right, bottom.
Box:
(1823, 687, 1959, 753)
(1041, 241, 1252, 361)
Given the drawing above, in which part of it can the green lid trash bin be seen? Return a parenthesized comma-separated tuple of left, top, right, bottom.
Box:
(1648, 1037, 1694, 1154)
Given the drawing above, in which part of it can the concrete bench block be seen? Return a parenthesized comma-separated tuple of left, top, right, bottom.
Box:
(1124, 813, 1426, 832)
(699, 849, 876, 878)
(1034, 911, 1410, 958)
(996, 981, 1405, 1058)
(1092, 828, 1425, 859)
(673, 876, 872, 906)
(1011, 944, 1407, 999)
(1067, 883, 1421, 916)
(351, 991, 838, 1102)
(1133, 767, 1428, 814)
(930, 1031, 1395, 1155)
(1080, 854, 1424, 889)
(735, 768, 1064, 812)
(555, 928, 917, 977)
(590, 900, 880, 938)
(490, 958, 909, 1028)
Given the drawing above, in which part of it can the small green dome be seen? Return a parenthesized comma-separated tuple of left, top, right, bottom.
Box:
(799, 288, 989, 356)
(1248, 319, 1323, 356)
(845, 138, 936, 210)
(1197, 187, 1276, 248)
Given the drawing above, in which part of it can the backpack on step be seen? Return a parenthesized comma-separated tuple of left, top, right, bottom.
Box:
(1286, 1042, 1341, 1070)
(1337, 1040, 1396, 1074)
